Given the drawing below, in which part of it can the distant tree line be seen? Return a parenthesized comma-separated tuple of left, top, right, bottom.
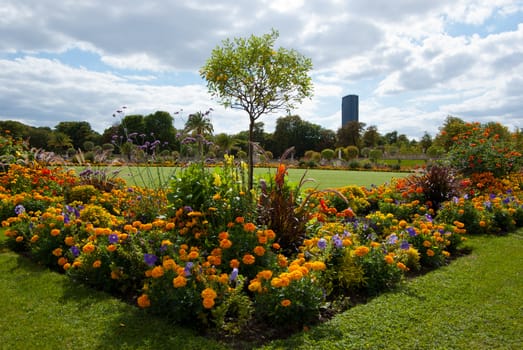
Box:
(1, 114, 521, 165)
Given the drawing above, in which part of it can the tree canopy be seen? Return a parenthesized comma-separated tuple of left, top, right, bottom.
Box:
(200, 29, 313, 189)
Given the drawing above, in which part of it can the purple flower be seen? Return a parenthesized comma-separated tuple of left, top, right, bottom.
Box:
(144, 253, 158, 267)
(400, 240, 410, 250)
(317, 238, 327, 250)
(184, 262, 194, 276)
(230, 267, 239, 282)
(14, 204, 25, 215)
(407, 227, 417, 237)
(387, 234, 398, 245)
(425, 214, 433, 222)
(108, 234, 119, 244)
(70, 246, 80, 257)
(332, 234, 343, 249)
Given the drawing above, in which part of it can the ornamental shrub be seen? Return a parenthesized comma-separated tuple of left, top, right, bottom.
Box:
(447, 121, 522, 177)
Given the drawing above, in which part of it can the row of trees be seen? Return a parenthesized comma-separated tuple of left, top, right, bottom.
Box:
(2, 114, 521, 163)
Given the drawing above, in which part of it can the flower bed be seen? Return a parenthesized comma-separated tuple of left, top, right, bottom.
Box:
(1, 134, 522, 339)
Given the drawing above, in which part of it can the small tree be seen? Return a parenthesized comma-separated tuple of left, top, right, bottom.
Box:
(201, 29, 313, 189)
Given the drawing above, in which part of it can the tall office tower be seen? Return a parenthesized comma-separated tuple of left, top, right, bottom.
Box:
(342, 94, 359, 126)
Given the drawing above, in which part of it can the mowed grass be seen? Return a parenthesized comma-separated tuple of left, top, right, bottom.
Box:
(85, 165, 408, 190)
(1, 230, 522, 349)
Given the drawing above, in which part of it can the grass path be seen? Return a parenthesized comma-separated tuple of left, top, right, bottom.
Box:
(1, 231, 522, 349)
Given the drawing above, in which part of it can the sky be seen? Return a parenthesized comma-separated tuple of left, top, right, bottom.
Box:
(1, 0, 522, 140)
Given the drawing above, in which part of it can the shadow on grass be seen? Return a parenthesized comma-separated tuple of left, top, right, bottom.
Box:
(56, 277, 229, 350)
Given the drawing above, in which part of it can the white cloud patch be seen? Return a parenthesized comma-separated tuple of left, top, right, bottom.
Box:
(0, 0, 522, 140)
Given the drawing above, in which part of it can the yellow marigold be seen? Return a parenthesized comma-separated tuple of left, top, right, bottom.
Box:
(63, 263, 71, 271)
(277, 254, 288, 267)
(132, 221, 142, 228)
(202, 297, 215, 309)
(151, 266, 165, 278)
(289, 270, 304, 280)
(271, 277, 284, 288)
(92, 260, 102, 268)
(172, 275, 187, 288)
(354, 246, 370, 257)
(242, 254, 255, 265)
(248, 280, 262, 293)
(52, 248, 63, 257)
(57, 257, 67, 266)
(30, 235, 39, 243)
(311, 261, 326, 271)
(235, 216, 245, 224)
(371, 241, 381, 248)
(72, 260, 82, 268)
(137, 294, 151, 308)
(281, 299, 292, 307)
(218, 231, 229, 240)
(82, 243, 95, 253)
(453, 220, 465, 229)
(165, 222, 175, 230)
(384, 254, 395, 264)
(50, 228, 61, 237)
(64, 236, 75, 246)
(442, 250, 450, 257)
(257, 270, 273, 280)
(141, 223, 153, 231)
(201, 288, 217, 300)
(426, 249, 435, 257)
(423, 240, 432, 248)
(272, 242, 280, 250)
(253, 245, 266, 256)
(243, 222, 256, 232)
(107, 244, 117, 252)
(15, 236, 24, 242)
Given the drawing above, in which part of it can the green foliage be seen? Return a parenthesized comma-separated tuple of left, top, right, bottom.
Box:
(200, 29, 313, 189)
(257, 162, 311, 254)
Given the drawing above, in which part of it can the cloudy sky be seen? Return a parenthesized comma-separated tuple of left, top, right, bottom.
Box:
(1, 0, 522, 139)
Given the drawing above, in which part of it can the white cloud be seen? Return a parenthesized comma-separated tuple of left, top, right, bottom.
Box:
(0, 0, 522, 141)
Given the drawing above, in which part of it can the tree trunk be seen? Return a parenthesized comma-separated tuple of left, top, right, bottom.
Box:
(248, 119, 254, 190)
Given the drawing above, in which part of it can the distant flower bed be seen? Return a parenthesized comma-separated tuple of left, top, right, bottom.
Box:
(2, 144, 523, 337)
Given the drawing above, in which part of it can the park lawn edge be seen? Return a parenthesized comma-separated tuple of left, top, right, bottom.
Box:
(1, 230, 522, 349)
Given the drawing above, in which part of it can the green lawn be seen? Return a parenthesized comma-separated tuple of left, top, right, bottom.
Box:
(78, 165, 408, 190)
(1, 231, 522, 349)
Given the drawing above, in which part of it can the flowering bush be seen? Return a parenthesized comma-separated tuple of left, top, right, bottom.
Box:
(446, 122, 522, 177)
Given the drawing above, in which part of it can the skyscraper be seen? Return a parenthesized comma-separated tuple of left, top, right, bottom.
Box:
(342, 94, 359, 126)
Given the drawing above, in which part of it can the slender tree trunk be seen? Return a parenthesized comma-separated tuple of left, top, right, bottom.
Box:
(248, 119, 254, 190)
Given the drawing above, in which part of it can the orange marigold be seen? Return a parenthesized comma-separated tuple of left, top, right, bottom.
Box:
(151, 266, 165, 278)
(242, 254, 255, 265)
(253, 245, 266, 256)
(137, 294, 151, 308)
(280, 299, 292, 307)
(172, 275, 187, 288)
(354, 246, 370, 257)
